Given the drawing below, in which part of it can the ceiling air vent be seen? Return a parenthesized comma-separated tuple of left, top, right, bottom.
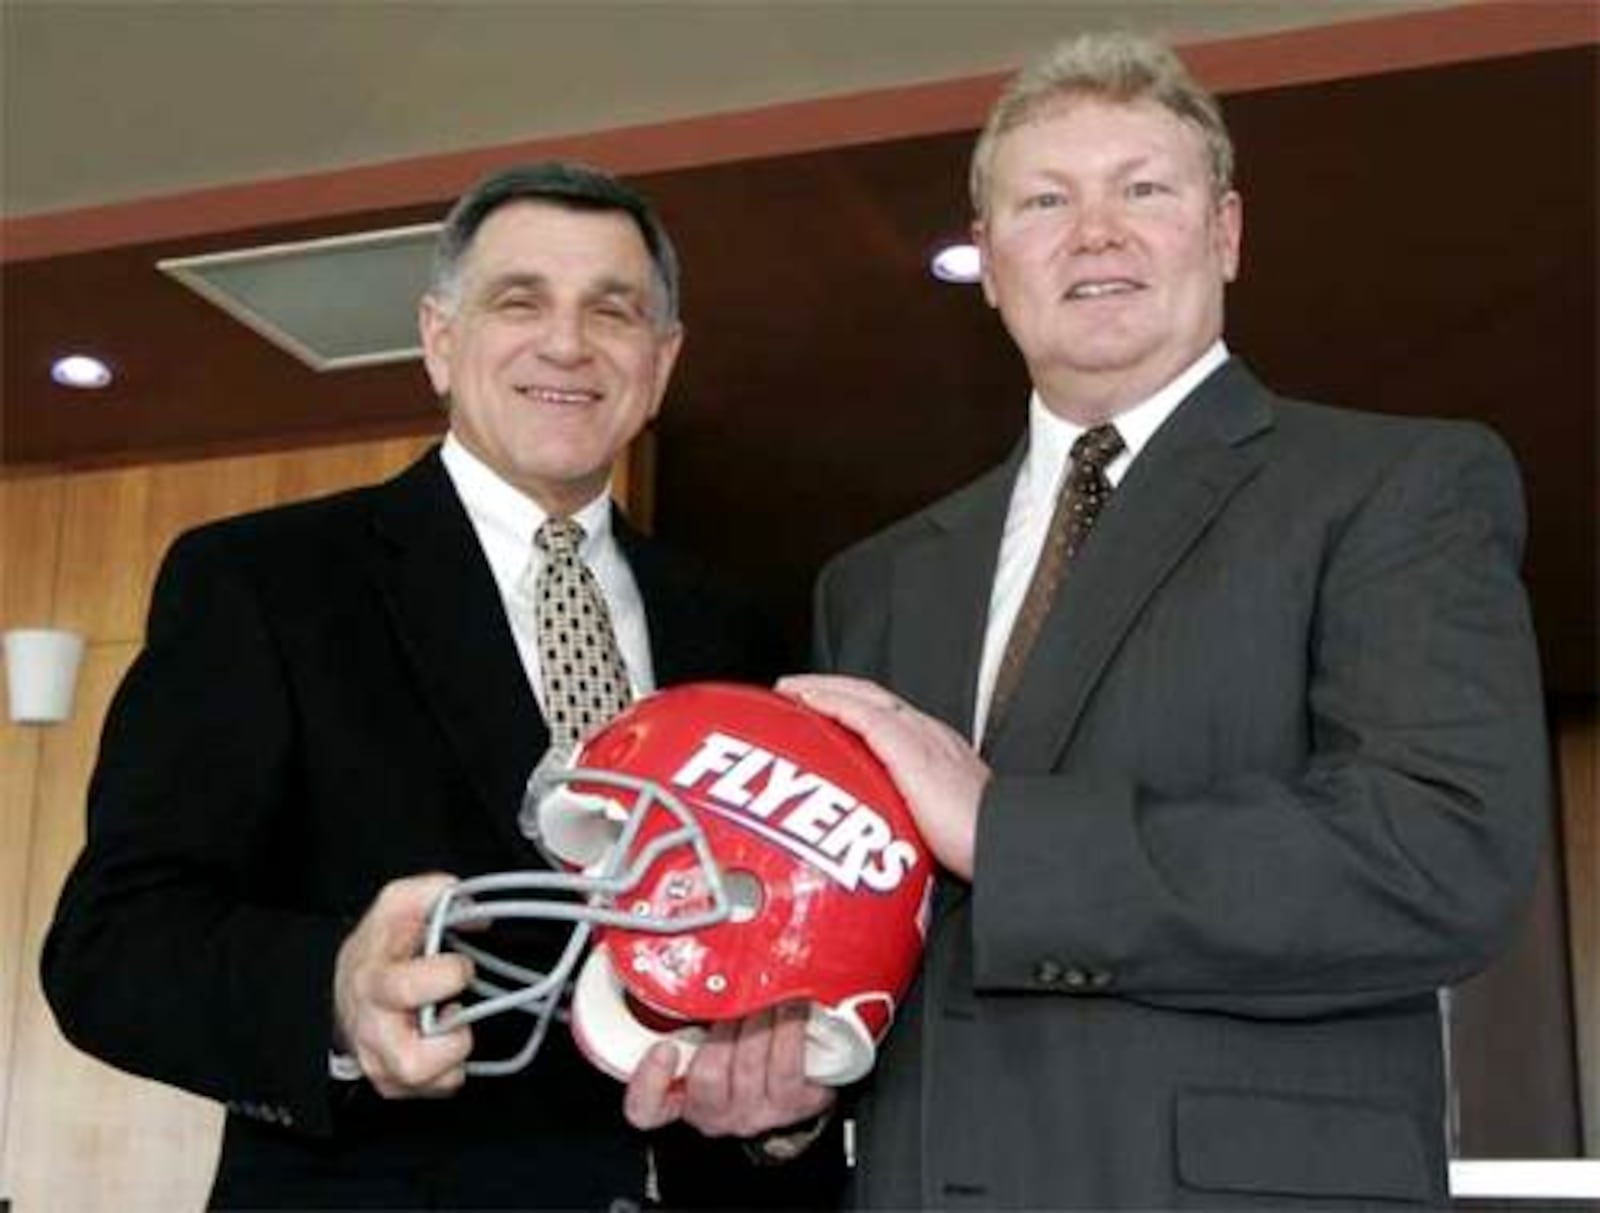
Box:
(158, 223, 439, 370)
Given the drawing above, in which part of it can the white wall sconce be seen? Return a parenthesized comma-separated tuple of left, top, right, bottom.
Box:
(4, 628, 87, 725)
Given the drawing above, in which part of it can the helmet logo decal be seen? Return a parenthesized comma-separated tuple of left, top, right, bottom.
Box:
(670, 730, 921, 893)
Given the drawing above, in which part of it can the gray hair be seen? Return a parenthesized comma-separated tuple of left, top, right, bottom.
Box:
(970, 30, 1235, 217)
(429, 160, 681, 328)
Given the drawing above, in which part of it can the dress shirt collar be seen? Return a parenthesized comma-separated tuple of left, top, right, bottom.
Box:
(1020, 340, 1229, 503)
(440, 433, 654, 700)
(441, 433, 614, 575)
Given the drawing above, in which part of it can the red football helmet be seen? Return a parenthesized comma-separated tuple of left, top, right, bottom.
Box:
(421, 682, 933, 1086)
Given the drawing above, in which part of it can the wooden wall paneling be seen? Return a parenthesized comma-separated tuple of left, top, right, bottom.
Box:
(50, 439, 434, 652)
(0, 714, 43, 1198)
(1, 473, 65, 625)
(267, 434, 437, 505)
(3, 644, 222, 1212)
(1557, 703, 1598, 1156)
(0, 472, 63, 1199)
(53, 468, 157, 645)
(145, 449, 285, 558)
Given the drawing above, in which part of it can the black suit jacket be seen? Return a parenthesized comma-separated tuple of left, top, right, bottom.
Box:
(42, 449, 824, 1210)
(813, 361, 1549, 1209)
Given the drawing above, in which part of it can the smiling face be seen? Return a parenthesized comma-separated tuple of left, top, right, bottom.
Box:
(420, 200, 683, 515)
(974, 96, 1242, 424)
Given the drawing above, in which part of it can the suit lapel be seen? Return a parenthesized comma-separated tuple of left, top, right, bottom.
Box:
(612, 509, 705, 687)
(889, 451, 1019, 736)
(367, 450, 546, 857)
(985, 360, 1274, 771)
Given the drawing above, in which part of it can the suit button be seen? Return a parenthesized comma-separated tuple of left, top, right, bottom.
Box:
(1088, 968, 1114, 990)
(1033, 958, 1065, 986)
(1062, 967, 1090, 990)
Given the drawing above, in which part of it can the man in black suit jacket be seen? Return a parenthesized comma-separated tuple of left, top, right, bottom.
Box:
(782, 33, 1548, 1209)
(42, 163, 837, 1209)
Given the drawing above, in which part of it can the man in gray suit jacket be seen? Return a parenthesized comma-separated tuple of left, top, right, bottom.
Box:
(782, 32, 1548, 1210)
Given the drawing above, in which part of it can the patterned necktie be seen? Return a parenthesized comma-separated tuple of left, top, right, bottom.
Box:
(984, 423, 1125, 747)
(532, 517, 633, 758)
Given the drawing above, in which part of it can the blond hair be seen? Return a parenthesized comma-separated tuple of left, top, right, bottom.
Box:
(970, 30, 1234, 217)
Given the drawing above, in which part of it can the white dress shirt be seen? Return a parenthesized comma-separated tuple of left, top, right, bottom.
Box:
(440, 433, 657, 706)
(971, 341, 1230, 742)
(329, 438, 656, 1082)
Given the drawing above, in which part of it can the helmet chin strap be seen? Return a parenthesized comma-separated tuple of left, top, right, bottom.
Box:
(569, 945, 885, 1085)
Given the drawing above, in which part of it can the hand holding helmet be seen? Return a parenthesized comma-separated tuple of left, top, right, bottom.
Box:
(420, 682, 935, 1086)
(334, 872, 476, 1097)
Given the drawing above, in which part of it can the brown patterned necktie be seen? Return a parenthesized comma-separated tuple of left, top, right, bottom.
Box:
(984, 422, 1125, 747)
(532, 517, 633, 758)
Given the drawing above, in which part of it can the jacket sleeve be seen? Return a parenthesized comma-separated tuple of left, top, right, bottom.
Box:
(968, 423, 1550, 1017)
(40, 525, 351, 1136)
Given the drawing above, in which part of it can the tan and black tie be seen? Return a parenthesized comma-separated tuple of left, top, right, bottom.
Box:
(984, 422, 1125, 748)
(531, 517, 633, 758)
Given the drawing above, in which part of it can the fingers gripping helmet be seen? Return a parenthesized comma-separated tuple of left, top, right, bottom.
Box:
(422, 682, 934, 1086)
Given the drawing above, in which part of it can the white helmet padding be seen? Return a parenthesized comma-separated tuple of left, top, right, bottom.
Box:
(569, 943, 889, 1087)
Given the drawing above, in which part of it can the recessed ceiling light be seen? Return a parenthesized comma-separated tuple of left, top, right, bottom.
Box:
(930, 242, 981, 284)
(51, 354, 113, 390)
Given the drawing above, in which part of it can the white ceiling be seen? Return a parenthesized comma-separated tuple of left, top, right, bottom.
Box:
(2, 0, 1451, 218)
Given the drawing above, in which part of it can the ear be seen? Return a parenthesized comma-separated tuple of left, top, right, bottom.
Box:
(645, 323, 685, 422)
(418, 293, 454, 397)
(972, 218, 999, 309)
(1215, 190, 1244, 284)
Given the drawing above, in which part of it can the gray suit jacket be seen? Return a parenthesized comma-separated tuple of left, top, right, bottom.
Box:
(813, 360, 1548, 1209)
